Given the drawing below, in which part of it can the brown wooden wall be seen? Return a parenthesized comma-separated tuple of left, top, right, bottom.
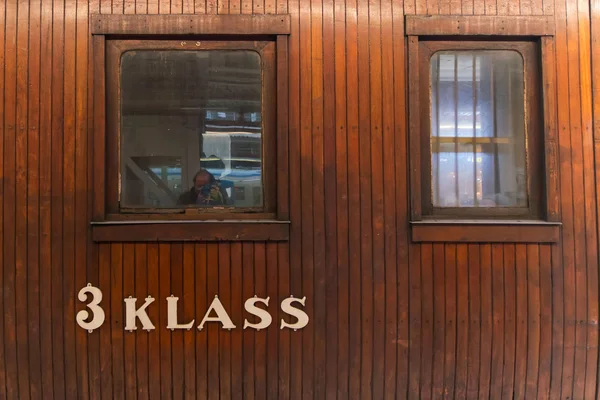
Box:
(1, 0, 599, 398)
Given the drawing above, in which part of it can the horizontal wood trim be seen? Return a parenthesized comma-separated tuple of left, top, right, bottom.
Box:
(405, 16, 555, 36)
(91, 14, 291, 35)
(92, 221, 290, 242)
(411, 221, 560, 243)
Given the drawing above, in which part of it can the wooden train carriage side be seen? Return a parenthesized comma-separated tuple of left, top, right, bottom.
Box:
(0, 0, 599, 398)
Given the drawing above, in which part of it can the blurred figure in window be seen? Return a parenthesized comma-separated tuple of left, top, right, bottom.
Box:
(177, 168, 229, 206)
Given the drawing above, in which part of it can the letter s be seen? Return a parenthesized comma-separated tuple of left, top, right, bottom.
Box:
(243, 296, 272, 330)
(76, 284, 106, 333)
(280, 296, 309, 330)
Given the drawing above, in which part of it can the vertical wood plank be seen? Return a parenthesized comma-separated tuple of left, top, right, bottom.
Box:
(455, 245, 469, 399)
(218, 0, 228, 13)
(431, 244, 445, 400)
(265, 0, 275, 13)
(532, 0, 543, 14)
(408, 244, 426, 399)
(358, 1, 373, 398)
(508, 0, 519, 14)
(241, 243, 255, 400)
(381, 0, 401, 397)
(27, 0, 43, 396)
(287, 0, 302, 397)
(392, 0, 410, 397)
(124, 0, 135, 13)
(62, 0, 78, 394)
(369, 0, 385, 398)
(99, 245, 113, 400)
(473, 0, 485, 14)
(323, 0, 339, 396)
(311, 0, 327, 397)
(478, 244, 492, 400)
(0, 0, 6, 391)
(521, 0, 532, 14)
(229, 243, 242, 400)
(466, 245, 481, 399)
(241, 0, 252, 13)
(170, 243, 184, 400)
(463, 0, 474, 14)
(254, 243, 267, 399)
(299, 0, 314, 396)
(50, 2, 66, 392)
(443, 245, 457, 399)
(591, 0, 600, 394)
(195, 244, 208, 400)
(497, 0, 508, 14)
(135, 244, 149, 400)
(206, 244, 219, 400)
(111, 243, 125, 400)
(538, 245, 553, 399)
(490, 244, 504, 398)
(525, 245, 541, 399)
(183, 244, 196, 400)
(183, 0, 195, 13)
(74, 0, 90, 394)
(15, 0, 32, 396)
(159, 244, 172, 400)
(486, 0, 497, 14)
(514, 244, 528, 399)
(334, 0, 349, 397)
(419, 245, 433, 400)
(549, 243, 564, 400)
(501, 245, 516, 400)
(148, 0, 159, 13)
(123, 244, 137, 400)
(218, 243, 232, 400)
(277, 243, 290, 400)
(345, 0, 361, 398)
(266, 243, 279, 399)
(38, 0, 55, 394)
(147, 244, 160, 400)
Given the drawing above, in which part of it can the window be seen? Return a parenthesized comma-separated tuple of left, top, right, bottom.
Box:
(107, 40, 276, 215)
(405, 16, 560, 243)
(418, 40, 543, 219)
(90, 14, 291, 242)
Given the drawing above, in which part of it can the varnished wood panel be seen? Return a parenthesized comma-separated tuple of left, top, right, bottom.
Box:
(1, 0, 600, 399)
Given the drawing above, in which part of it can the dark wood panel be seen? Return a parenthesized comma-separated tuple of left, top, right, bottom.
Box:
(411, 223, 561, 243)
(405, 15, 555, 35)
(92, 222, 290, 242)
(91, 13, 291, 34)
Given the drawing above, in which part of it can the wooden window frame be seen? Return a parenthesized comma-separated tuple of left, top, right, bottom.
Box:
(406, 15, 560, 243)
(90, 14, 291, 242)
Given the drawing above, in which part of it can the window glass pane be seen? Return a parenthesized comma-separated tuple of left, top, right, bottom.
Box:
(430, 50, 527, 208)
(119, 49, 262, 208)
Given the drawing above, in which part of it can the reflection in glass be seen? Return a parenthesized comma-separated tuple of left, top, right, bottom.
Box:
(119, 50, 262, 208)
(430, 50, 527, 208)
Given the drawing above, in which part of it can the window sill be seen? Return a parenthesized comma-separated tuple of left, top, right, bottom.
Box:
(410, 220, 560, 243)
(91, 220, 290, 242)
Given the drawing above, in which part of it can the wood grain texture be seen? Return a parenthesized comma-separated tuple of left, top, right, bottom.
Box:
(1, 0, 599, 399)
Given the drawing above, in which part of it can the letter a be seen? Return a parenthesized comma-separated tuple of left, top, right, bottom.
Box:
(124, 296, 156, 331)
(198, 295, 236, 330)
